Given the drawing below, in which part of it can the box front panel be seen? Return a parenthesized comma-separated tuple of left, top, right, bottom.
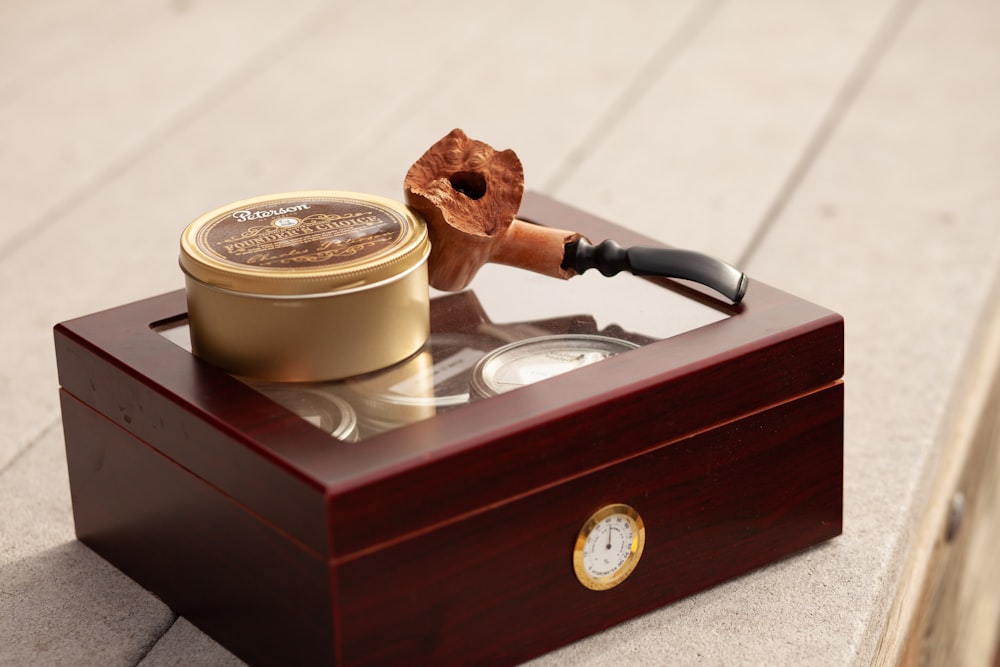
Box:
(336, 383, 843, 665)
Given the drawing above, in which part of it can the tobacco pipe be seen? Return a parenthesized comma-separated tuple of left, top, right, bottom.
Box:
(404, 129, 747, 303)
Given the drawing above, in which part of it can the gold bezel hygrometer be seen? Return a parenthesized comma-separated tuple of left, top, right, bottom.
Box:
(572, 503, 646, 591)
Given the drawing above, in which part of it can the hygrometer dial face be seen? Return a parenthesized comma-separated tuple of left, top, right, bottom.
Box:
(470, 334, 639, 398)
(573, 503, 645, 590)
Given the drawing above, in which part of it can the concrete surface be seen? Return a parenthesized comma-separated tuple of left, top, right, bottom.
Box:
(2, 0, 999, 664)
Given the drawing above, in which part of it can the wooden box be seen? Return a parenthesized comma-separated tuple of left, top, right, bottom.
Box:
(54, 193, 843, 665)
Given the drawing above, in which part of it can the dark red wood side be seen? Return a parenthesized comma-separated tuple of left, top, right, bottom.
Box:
(53, 293, 334, 557)
(336, 383, 843, 665)
(60, 390, 336, 666)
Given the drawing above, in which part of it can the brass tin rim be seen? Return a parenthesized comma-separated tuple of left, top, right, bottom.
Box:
(181, 252, 428, 300)
(180, 191, 429, 296)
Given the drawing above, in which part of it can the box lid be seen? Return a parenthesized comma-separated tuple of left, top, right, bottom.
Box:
(55, 192, 843, 560)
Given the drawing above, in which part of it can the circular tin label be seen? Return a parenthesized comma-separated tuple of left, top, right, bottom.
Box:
(196, 197, 407, 270)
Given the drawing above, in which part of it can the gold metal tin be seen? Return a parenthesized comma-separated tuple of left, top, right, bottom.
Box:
(180, 191, 430, 382)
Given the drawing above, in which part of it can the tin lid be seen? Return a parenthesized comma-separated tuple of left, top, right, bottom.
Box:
(180, 191, 429, 296)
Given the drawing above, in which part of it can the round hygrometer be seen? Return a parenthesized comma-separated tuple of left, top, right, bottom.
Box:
(573, 503, 646, 591)
(469, 334, 639, 399)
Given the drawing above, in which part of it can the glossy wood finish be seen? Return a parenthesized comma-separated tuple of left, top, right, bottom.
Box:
(55, 194, 844, 665)
(59, 390, 335, 665)
(338, 384, 842, 664)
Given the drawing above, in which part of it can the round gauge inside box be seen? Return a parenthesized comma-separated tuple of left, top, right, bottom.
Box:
(251, 384, 359, 442)
(469, 334, 639, 399)
(342, 333, 494, 436)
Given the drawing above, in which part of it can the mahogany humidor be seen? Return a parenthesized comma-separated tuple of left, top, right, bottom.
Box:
(54, 193, 843, 665)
